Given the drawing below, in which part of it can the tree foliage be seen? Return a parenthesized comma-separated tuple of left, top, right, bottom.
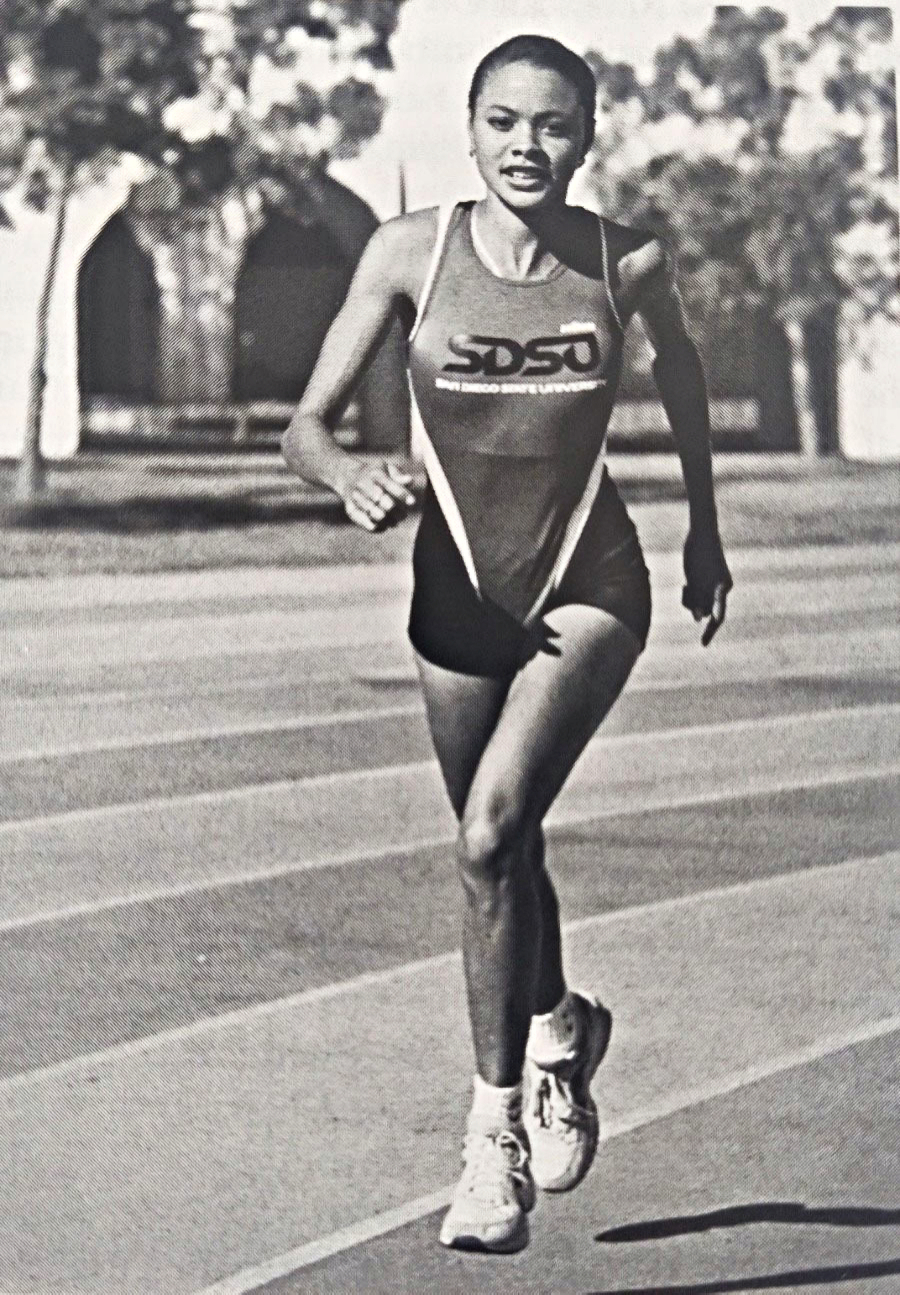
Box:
(586, 4, 898, 333)
(0, 0, 409, 209)
(1, 0, 196, 173)
(0, 0, 410, 485)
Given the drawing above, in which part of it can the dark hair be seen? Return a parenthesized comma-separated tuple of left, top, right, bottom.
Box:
(468, 35, 596, 146)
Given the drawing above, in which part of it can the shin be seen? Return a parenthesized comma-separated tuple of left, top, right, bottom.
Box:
(457, 797, 541, 1087)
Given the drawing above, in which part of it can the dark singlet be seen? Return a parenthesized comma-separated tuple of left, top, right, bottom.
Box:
(407, 201, 628, 627)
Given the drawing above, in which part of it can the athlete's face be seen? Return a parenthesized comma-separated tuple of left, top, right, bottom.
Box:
(469, 61, 590, 209)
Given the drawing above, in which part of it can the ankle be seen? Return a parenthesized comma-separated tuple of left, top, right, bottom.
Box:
(468, 1074, 524, 1134)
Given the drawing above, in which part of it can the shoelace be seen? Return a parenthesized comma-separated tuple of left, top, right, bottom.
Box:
(462, 1131, 530, 1204)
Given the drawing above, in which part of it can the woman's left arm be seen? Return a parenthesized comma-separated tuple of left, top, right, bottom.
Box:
(624, 240, 733, 645)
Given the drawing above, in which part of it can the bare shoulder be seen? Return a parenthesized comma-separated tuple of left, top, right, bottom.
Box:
(603, 220, 670, 300)
(367, 206, 444, 300)
(376, 206, 442, 251)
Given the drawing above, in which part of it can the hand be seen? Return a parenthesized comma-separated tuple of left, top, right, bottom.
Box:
(682, 529, 733, 646)
(342, 460, 416, 532)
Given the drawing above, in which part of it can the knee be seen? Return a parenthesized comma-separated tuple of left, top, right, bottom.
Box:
(457, 793, 532, 888)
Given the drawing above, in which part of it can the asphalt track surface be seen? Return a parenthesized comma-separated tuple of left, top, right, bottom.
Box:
(1, 521, 898, 1293)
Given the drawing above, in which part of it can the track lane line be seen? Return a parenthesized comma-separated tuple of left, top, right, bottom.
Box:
(2, 537, 896, 614)
(5, 551, 895, 707)
(0, 703, 424, 765)
(3, 552, 895, 688)
(2, 761, 897, 936)
(2, 851, 896, 1098)
(0, 669, 372, 708)
(190, 1013, 900, 1295)
(1, 649, 892, 727)
(1, 702, 895, 841)
(2, 573, 891, 676)
(2, 600, 896, 761)
(1, 704, 896, 932)
(4, 851, 896, 1294)
(3, 624, 895, 747)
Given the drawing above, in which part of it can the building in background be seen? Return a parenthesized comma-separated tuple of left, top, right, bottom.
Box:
(1, 2, 896, 466)
(76, 166, 407, 452)
(0, 0, 412, 473)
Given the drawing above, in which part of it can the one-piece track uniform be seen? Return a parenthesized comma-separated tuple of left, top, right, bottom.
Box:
(0, 460, 897, 1295)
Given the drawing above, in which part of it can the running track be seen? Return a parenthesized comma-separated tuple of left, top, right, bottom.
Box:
(1, 534, 898, 1294)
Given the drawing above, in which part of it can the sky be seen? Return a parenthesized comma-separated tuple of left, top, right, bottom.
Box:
(332, 0, 899, 216)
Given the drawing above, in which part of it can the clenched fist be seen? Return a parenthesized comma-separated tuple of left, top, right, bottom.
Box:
(342, 461, 417, 532)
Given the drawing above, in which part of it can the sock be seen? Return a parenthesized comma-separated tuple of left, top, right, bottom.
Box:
(468, 1074, 523, 1133)
(527, 990, 582, 1066)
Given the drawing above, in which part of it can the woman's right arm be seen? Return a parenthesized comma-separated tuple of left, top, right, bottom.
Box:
(281, 217, 418, 531)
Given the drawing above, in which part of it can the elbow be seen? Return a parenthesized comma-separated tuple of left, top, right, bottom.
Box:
(281, 405, 351, 498)
(280, 408, 317, 480)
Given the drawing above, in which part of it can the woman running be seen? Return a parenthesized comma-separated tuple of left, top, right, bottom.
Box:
(282, 34, 732, 1254)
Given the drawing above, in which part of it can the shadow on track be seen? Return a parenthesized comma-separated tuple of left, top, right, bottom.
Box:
(586, 1255, 900, 1294)
(0, 494, 348, 533)
(596, 1201, 900, 1243)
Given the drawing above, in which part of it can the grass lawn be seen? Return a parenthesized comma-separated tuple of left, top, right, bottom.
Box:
(0, 450, 897, 580)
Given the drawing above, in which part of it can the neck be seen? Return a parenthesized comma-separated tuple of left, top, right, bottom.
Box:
(474, 193, 567, 280)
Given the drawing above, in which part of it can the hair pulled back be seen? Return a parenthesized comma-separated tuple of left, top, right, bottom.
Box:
(468, 35, 597, 147)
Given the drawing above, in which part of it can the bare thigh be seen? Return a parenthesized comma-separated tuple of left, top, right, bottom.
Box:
(461, 605, 641, 834)
(416, 604, 641, 828)
(414, 653, 510, 819)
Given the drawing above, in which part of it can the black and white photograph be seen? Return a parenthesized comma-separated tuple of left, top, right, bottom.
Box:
(1, 2, 898, 1291)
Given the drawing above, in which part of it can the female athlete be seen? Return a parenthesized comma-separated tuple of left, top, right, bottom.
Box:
(282, 34, 732, 1254)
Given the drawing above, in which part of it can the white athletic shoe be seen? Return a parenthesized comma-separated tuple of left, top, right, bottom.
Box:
(524, 994, 613, 1192)
(439, 1126, 536, 1252)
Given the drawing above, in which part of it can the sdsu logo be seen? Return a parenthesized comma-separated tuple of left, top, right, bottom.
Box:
(444, 331, 600, 378)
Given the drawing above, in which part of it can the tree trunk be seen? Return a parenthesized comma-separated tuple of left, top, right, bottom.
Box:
(805, 306, 839, 455)
(754, 308, 797, 450)
(15, 155, 74, 502)
(784, 318, 820, 458)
